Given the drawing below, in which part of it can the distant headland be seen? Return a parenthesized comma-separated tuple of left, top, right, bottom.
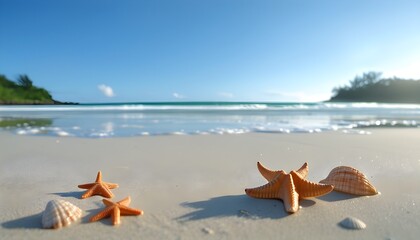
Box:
(329, 72, 420, 104)
(2, 72, 420, 105)
(0, 74, 77, 105)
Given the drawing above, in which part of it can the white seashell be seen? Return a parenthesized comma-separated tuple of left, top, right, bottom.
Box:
(339, 217, 366, 230)
(42, 199, 82, 229)
(201, 227, 214, 235)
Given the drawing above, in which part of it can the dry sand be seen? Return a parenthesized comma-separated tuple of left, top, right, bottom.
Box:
(0, 129, 419, 239)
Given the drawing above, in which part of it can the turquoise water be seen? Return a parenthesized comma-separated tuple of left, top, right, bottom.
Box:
(0, 102, 419, 137)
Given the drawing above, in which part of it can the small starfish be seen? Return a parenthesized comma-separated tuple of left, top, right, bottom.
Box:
(78, 171, 118, 199)
(90, 196, 144, 225)
(245, 162, 333, 213)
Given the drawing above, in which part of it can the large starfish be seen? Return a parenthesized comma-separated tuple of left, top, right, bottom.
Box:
(90, 196, 144, 225)
(78, 171, 118, 199)
(245, 162, 333, 213)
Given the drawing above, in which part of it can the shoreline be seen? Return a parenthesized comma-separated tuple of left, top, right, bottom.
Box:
(1, 129, 419, 239)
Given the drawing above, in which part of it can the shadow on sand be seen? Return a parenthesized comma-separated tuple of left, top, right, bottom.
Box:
(2, 213, 42, 229)
(177, 194, 316, 221)
(317, 191, 361, 202)
(49, 191, 83, 199)
(82, 202, 119, 226)
(1, 201, 112, 229)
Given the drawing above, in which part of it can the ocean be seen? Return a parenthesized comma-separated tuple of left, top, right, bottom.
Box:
(0, 102, 419, 138)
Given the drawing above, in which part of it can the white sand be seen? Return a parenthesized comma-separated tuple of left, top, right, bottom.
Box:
(0, 129, 419, 239)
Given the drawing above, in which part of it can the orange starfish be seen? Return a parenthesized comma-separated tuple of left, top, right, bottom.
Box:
(90, 196, 144, 225)
(245, 162, 333, 213)
(78, 171, 118, 199)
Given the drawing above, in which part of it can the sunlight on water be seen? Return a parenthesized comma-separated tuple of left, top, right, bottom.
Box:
(1, 102, 419, 137)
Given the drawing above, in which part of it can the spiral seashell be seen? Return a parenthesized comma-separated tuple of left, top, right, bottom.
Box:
(339, 216, 366, 230)
(320, 166, 378, 196)
(42, 199, 82, 229)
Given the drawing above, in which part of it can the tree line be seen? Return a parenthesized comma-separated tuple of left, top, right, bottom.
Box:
(329, 72, 420, 103)
(0, 74, 55, 104)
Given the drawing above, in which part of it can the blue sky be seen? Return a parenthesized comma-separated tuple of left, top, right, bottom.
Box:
(1, 0, 420, 103)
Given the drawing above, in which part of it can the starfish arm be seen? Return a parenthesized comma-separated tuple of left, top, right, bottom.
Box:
(119, 205, 144, 216)
(296, 162, 309, 179)
(279, 174, 300, 213)
(104, 182, 119, 189)
(112, 207, 121, 225)
(78, 183, 95, 189)
(95, 171, 102, 182)
(98, 184, 114, 198)
(90, 206, 114, 222)
(117, 196, 131, 206)
(245, 174, 285, 199)
(257, 162, 286, 182)
(291, 171, 333, 198)
(103, 198, 115, 206)
(81, 184, 99, 199)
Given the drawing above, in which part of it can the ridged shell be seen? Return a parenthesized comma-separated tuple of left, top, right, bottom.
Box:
(339, 217, 366, 230)
(42, 200, 82, 229)
(320, 166, 378, 195)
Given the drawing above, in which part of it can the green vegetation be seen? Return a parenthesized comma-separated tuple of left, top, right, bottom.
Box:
(0, 74, 54, 104)
(330, 72, 420, 103)
(0, 118, 52, 128)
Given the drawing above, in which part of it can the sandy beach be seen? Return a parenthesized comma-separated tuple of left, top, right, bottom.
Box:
(0, 129, 419, 239)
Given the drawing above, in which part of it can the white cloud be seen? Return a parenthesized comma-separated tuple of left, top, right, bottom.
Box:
(173, 92, 185, 99)
(218, 92, 234, 99)
(98, 84, 115, 97)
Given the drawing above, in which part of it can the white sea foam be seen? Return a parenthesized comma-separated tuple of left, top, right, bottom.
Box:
(2, 102, 420, 112)
(29, 128, 40, 134)
(171, 131, 186, 135)
(121, 124, 144, 129)
(56, 131, 70, 137)
(16, 129, 27, 135)
(2, 102, 420, 138)
(90, 132, 112, 137)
